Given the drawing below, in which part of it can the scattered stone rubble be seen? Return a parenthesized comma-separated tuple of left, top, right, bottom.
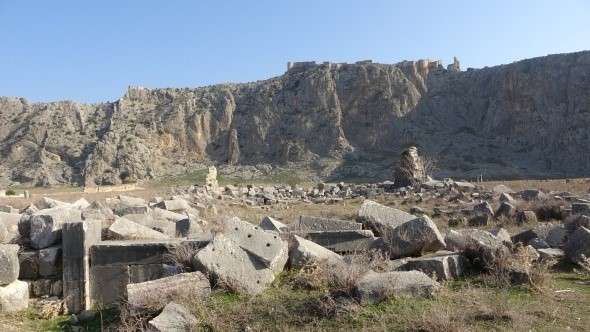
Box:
(1, 176, 589, 331)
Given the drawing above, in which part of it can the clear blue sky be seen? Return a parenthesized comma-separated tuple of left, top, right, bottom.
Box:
(1, 0, 588, 103)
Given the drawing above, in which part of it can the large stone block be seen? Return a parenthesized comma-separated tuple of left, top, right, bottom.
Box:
(118, 196, 147, 206)
(372, 215, 445, 258)
(149, 302, 198, 332)
(0, 280, 28, 312)
(564, 226, 590, 266)
(127, 272, 210, 312)
(18, 251, 39, 279)
(90, 239, 179, 266)
(108, 218, 169, 240)
(30, 207, 82, 249)
(114, 203, 149, 217)
(224, 217, 288, 274)
(62, 220, 101, 313)
(445, 229, 508, 266)
(38, 245, 62, 277)
(396, 251, 468, 280)
(193, 235, 276, 296)
(356, 200, 415, 236)
(289, 235, 344, 269)
(355, 271, 439, 305)
(0, 244, 19, 285)
(299, 216, 362, 232)
(511, 223, 554, 245)
(89, 265, 129, 307)
(305, 230, 376, 253)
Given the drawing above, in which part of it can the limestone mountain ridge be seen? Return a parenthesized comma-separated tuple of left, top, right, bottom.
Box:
(1, 51, 589, 187)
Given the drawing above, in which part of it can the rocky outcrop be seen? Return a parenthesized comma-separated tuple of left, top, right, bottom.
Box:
(1, 51, 590, 186)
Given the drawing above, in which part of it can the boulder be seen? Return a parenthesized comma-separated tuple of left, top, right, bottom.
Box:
(127, 272, 210, 313)
(564, 226, 590, 266)
(118, 196, 147, 206)
(149, 302, 198, 332)
(546, 226, 568, 248)
(0, 280, 28, 312)
(108, 218, 169, 240)
(0, 205, 17, 214)
(30, 207, 82, 249)
(537, 248, 564, 261)
(518, 189, 547, 200)
(355, 271, 438, 305)
(72, 198, 91, 209)
(356, 200, 415, 236)
(18, 251, 38, 279)
(489, 228, 513, 247)
(372, 215, 445, 258)
(498, 192, 516, 203)
(175, 218, 203, 238)
(493, 185, 515, 195)
(289, 235, 344, 269)
(0, 244, 19, 285)
(527, 238, 550, 249)
(445, 229, 507, 266)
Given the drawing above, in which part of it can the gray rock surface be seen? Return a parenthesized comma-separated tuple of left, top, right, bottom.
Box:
(30, 207, 82, 249)
(288, 235, 344, 269)
(564, 226, 590, 266)
(356, 200, 415, 236)
(397, 251, 468, 280)
(259, 216, 289, 233)
(373, 215, 445, 258)
(148, 302, 198, 332)
(108, 218, 169, 240)
(0, 280, 28, 312)
(0, 244, 19, 285)
(355, 270, 439, 305)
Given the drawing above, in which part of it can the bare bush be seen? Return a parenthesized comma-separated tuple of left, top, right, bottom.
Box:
(486, 245, 551, 291)
(164, 243, 200, 272)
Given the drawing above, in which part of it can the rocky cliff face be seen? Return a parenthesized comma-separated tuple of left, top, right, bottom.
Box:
(1, 51, 589, 186)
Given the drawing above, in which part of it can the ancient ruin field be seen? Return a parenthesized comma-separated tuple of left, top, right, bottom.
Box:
(0, 177, 590, 331)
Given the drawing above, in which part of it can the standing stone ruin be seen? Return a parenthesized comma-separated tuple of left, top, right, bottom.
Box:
(394, 146, 425, 188)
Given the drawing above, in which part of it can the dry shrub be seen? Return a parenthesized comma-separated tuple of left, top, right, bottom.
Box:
(516, 198, 566, 221)
(486, 244, 551, 291)
(407, 300, 466, 332)
(164, 242, 200, 272)
(311, 293, 359, 318)
(102, 303, 154, 332)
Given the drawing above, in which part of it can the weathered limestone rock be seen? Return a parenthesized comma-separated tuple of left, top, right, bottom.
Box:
(0, 280, 28, 312)
(35, 197, 71, 209)
(489, 228, 513, 246)
(62, 220, 101, 313)
(537, 248, 564, 261)
(355, 271, 438, 305)
(511, 223, 554, 245)
(18, 251, 39, 279)
(493, 185, 515, 195)
(494, 202, 516, 219)
(0, 205, 17, 214)
(155, 199, 192, 213)
(38, 245, 62, 277)
(193, 235, 276, 296)
(108, 218, 169, 240)
(114, 203, 149, 217)
(445, 229, 507, 266)
(0, 244, 19, 285)
(372, 215, 445, 258)
(127, 272, 210, 312)
(571, 203, 590, 216)
(306, 230, 376, 253)
(175, 218, 203, 237)
(546, 226, 568, 248)
(519, 189, 547, 200)
(516, 211, 538, 224)
(454, 181, 476, 192)
(299, 216, 362, 232)
(498, 192, 516, 203)
(72, 198, 91, 209)
(149, 302, 198, 332)
(119, 196, 147, 206)
(289, 235, 344, 269)
(30, 207, 82, 249)
(394, 146, 425, 188)
(153, 207, 188, 222)
(259, 216, 289, 233)
(205, 166, 219, 194)
(527, 238, 550, 249)
(356, 200, 415, 236)
(397, 251, 468, 280)
(564, 226, 590, 266)
(224, 217, 288, 273)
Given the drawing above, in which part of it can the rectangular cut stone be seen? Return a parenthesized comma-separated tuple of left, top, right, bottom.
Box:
(90, 239, 179, 266)
(299, 216, 362, 232)
(305, 230, 376, 253)
(0, 280, 29, 312)
(572, 203, 590, 216)
(224, 217, 288, 274)
(18, 251, 39, 279)
(127, 272, 210, 313)
(356, 200, 415, 236)
(30, 207, 82, 249)
(397, 251, 468, 280)
(38, 245, 62, 277)
(62, 220, 101, 313)
(89, 265, 129, 308)
(0, 244, 19, 285)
